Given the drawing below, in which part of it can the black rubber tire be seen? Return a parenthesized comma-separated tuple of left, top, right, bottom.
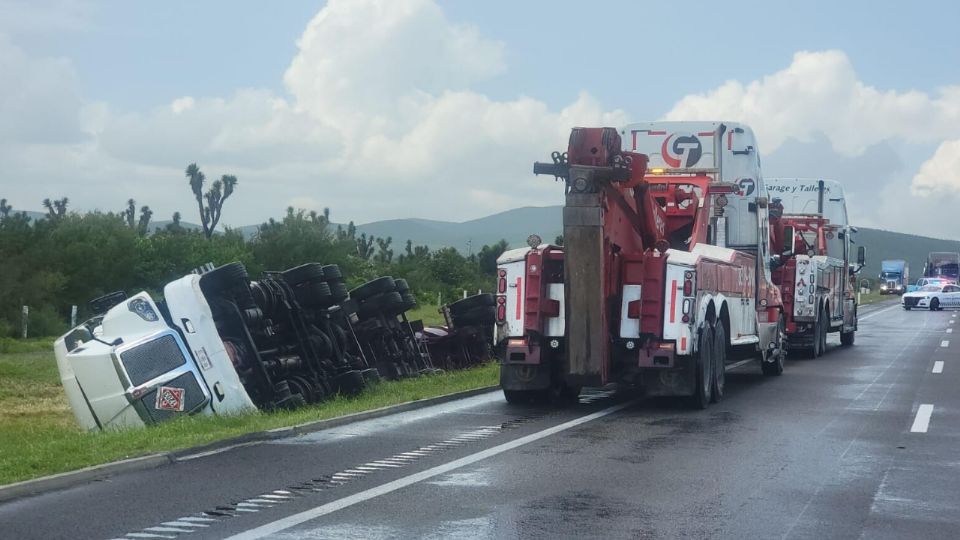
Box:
(360, 368, 381, 384)
(820, 306, 829, 354)
(394, 278, 410, 293)
(711, 323, 726, 403)
(840, 329, 855, 346)
(295, 281, 334, 308)
(688, 326, 713, 409)
(761, 315, 786, 376)
(931, 298, 941, 311)
(202, 262, 249, 291)
(282, 263, 325, 286)
(811, 314, 822, 359)
(331, 370, 366, 396)
(449, 293, 496, 314)
(329, 281, 349, 303)
(453, 305, 496, 326)
(350, 277, 396, 301)
(359, 291, 404, 317)
(903, 306, 911, 310)
(321, 264, 343, 282)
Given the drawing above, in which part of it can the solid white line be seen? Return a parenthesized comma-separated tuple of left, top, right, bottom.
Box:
(942, 340, 950, 348)
(163, 522, 208, 528)
(725, 359, 754, 371)
(859, 304, 900, 321)
(910, 404, 934, 433)
(224, 400, 635, 540)
(933, 361, 944, 374)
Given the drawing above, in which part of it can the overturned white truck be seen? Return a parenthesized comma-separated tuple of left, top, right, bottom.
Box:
(54, 263, 430, 431)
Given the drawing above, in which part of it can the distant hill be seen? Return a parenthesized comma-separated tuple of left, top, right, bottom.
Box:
(13, 205, 959, 282)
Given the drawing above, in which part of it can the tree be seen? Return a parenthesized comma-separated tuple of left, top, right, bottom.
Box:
(165, 211, 183, 233)
(185, 163, 238, 239)
(42, 197, 69, 220)
(124, 199, 136, 228)
(137, 206, 153, 236)
(555, 235, 564, 246)
(477, 239, 510, 275)
(356, 233, 376, 260)
(0, 199, 11, 219)
(375, 236, 394, 264)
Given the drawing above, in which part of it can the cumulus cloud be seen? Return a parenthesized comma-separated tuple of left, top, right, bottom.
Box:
(911, 139, 960, 196)
(664, 50, 960, 156)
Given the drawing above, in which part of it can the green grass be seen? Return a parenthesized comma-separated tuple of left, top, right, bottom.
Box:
(858, 290, 898, 306)
(0, 347, 498, 486)
(405, 303, 447, 326)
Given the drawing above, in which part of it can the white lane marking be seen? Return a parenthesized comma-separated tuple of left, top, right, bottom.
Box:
(725, 359, 754, 371)
(933, 361, 944, 374)
(859, 304, 900, 321)
(179, 517, 218, 523)
(162, 521, 208, 528)
(224, 401, 635, 540)
(942, 340, 950, 348)
(144, 527, 194, 533)
(948, 328, 954, 333)
(910, 404, 934, 433)
(125, 534, 176, 539)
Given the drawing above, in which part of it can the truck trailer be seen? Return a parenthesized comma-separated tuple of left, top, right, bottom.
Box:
(496, 122, 786, 409)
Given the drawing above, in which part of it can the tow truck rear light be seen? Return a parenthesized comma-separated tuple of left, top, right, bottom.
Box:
(497, 269, 507, 293)
(497, 305, 506, 322)
(683, 279, 693, 296)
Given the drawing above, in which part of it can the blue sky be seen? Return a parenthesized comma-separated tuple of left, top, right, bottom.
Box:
(1, 0, 959, 238)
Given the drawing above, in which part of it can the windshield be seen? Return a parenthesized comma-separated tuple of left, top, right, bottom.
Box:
(880, 272, 900, 279)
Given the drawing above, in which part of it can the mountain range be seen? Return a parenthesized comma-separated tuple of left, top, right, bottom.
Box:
(13, 206, 960, 281)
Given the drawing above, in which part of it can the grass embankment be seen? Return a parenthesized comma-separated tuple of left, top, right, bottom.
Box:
(405, 303, 446, 326)
(0, 341, 498, 486)
(858, 290, 898, 306)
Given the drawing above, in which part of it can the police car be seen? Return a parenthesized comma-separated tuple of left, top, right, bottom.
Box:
(902, 283, 960, 311)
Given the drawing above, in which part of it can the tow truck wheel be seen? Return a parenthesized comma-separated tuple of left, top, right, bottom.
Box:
(840, 329, 855, 346)
(504, 389, 542, 405)
(811, 314, 822, 359)
(820, 306, 829, 354)
(761, 315, 785, 376)
(711, 324, 726, 403)
(688, 325, 713, 410)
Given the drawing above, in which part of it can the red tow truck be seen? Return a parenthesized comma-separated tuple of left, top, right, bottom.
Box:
(495, 122, 786, 408)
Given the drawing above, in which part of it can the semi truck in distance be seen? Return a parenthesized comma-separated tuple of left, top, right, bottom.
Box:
(496, 121, 786, 409)
(923, 252, 960, 284)
(879, 260, 909, 295)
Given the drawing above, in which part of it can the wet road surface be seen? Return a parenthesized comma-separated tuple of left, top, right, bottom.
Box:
(3, 300, 959, 539)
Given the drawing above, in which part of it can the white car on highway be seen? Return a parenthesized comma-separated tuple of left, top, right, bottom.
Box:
(901, 284, 960, 311)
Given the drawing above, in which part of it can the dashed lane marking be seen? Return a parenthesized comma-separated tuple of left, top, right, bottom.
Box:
(942, 340, 950, 348)
(910, 404, 934, 433)
(933, 361, 944, 374)
(948, 328, 953, 333)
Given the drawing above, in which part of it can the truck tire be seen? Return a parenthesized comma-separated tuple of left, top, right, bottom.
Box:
(321, 264, 343, 282)
(811, 314, 823, 359)
(503, 389, 544, 405)
(761, 316, 785, 376)
(350, 277, 396, 301)
(840, 328, 855, 346)
(819, 306, 829, 355)
(449, 293, 496, 314)
(688, 325, 713, 410)
(711, 323, 726, 403)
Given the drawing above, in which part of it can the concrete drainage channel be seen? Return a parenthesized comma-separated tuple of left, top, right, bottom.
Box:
(113, 389, 618, 539)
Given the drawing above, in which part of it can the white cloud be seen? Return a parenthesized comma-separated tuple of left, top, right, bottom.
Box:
(911, 139, 960, 196)
(664, 50, 960, 156)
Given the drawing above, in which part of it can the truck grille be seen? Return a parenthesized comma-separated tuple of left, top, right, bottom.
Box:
(141, 372, 206, 423)
(119, 334, 187, 386)
(903, 297, 920, 307)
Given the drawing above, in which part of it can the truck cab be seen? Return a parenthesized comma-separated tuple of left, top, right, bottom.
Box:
(879, 260, 909, 295)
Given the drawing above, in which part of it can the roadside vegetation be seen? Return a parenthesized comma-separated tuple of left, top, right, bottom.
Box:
(0, 345, 498, 486)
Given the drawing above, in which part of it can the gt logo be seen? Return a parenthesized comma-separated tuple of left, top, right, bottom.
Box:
(661, 134, 702, 168)
(736, 177, 756, 196)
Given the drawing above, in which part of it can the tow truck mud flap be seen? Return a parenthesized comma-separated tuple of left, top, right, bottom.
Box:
(500, 362, 551, 391)
(564, 194, 606, 387)
(637, 355, 696, 397)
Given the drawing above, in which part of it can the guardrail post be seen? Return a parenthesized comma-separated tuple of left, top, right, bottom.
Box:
(21, 305, 28, 339)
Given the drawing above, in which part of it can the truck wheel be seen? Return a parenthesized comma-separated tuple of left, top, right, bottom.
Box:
(761, 316, 785, 376)
(711, 324, 726, 403)
(840, 329, 855, 346)
(931, 298, 941, 311)
(811, 316, 822, 359)
(688, 325, 713, 410)
(819, 306, 829, 355)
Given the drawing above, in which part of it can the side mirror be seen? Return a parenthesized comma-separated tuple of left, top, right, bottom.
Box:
(857, 246, 866, 266)
(781, 225, 795, 258)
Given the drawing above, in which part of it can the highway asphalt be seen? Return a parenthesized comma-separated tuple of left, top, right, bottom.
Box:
(3, 300, 959, 539)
